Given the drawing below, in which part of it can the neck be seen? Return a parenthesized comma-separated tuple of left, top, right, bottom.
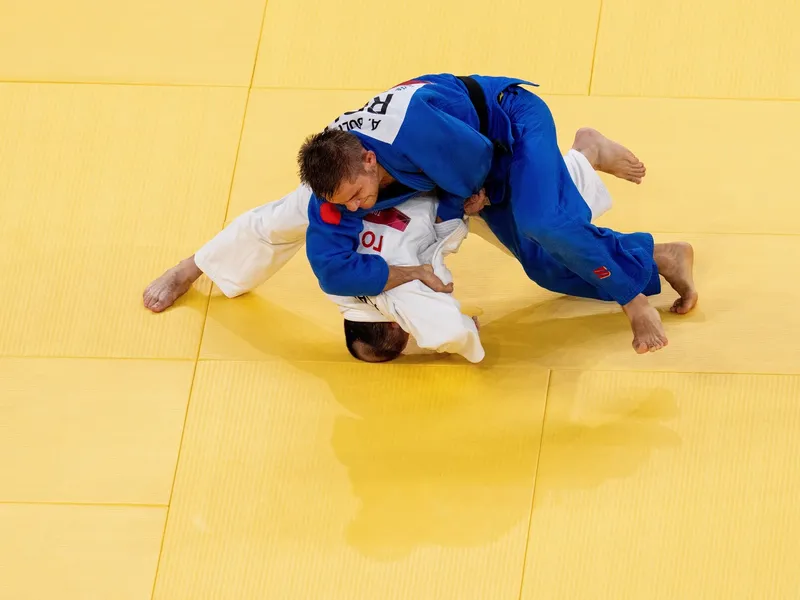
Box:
(377, 164, 395, 189)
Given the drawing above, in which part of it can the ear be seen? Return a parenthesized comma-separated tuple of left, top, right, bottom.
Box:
(363, 149, 377, 167)
(388, 321, 401, 330)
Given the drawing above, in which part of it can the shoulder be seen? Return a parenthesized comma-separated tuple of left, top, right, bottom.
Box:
(319, 201, 342, 226)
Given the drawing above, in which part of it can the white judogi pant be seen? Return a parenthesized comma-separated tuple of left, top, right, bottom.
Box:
(193, 149, 612, 360)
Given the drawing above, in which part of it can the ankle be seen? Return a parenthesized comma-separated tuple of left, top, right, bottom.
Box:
(571, 128, 601, 169)
(622, 294, 650, 314)
(652, 243, 671, 271)
(179, 256, 203, 282)
(576, 146, 600, 170)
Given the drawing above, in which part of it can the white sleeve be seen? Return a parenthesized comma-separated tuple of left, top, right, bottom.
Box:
(194, 185, 311, 297)
(419, 218, 469, 284)
(376, 282, 485, 363)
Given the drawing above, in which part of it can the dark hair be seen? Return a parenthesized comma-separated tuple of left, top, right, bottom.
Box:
(297, 129, 365, 200)
(343, 320, 405, 363)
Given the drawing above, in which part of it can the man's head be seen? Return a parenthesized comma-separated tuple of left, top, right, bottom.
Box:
(343, 320, 409, 363)
(298, 129, 381, 212)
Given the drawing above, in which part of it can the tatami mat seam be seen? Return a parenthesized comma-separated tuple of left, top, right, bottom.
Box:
(0, 356, 197, 362)
(0, 80, 248, 88)
(0, 501, 167, 509)
(5, 79, 800, 104)
(587, 0, 604, 95)
(147, 1, 272, 597)
(516, 369, 552, 600)
(5, 356, 792, 378)
(188, 359, 800, 378)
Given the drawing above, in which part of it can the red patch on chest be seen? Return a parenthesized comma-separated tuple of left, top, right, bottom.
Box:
(363, 207, 410, 232)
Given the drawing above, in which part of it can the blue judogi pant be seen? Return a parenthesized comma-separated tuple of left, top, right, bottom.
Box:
(481, 88, 661, 303)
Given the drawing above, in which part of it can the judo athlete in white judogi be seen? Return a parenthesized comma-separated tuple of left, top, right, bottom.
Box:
(143, 138, 616, 363)
(328, 192, 483, 363)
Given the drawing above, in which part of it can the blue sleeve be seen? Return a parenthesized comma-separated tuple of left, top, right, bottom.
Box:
(396, 99, 494, 200)
(305, 197, 390, 296)
(436, 190, 466, 222)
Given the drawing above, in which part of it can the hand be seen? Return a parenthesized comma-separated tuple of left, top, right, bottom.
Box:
(415, 264, 454, 293)
(464, 188, 489, 216)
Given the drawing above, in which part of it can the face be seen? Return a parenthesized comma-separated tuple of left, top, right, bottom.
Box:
(463, 188, 490, 216)
(329, 151, 381, 212)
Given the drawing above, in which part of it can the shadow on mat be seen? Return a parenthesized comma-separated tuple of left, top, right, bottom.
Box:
(202, 293, 681, 560)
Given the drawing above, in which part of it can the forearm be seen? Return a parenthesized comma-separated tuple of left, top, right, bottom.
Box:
(384, 265, 424, 292)
(383, 265, 452, 294)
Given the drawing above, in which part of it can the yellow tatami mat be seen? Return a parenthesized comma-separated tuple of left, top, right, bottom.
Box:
(547, 95, 800, 235)
(0, 84, 244, 358)
(592, 0, 800, 99)
(4, 0, 800, 598)
(153, 362, 548, 600)
(0, 504, 165, 600)
(0, 359, 192, 504)
(521, 371, 800, 599)
(254, 0, 601, 93)
(0, 0, 267, 85)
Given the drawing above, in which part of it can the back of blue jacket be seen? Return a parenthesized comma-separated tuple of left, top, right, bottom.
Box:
(306, 73, 532, 296)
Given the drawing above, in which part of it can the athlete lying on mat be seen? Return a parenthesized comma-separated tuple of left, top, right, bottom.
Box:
(327, 190, 484, 363)
(144, 129, 620, 363)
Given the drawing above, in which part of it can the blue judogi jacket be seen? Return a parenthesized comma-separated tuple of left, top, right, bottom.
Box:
(305, 73, 534, 296)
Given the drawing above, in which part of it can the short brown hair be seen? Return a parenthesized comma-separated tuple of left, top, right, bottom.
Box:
(343, 320, 406, 363)
(297, 129, 365, 200)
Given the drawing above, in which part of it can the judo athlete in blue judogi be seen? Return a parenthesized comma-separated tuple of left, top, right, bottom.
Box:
(298, 74, 698, 354)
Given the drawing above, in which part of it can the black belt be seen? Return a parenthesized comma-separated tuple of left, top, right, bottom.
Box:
(457, 76, 489, 137)
(457, 75, 509, 154)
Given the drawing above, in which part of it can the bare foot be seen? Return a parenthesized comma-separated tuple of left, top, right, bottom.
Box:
(654, 242, 698, 314)
(143, 257, 202, 313)
(572, 127, 647, 184)
(623, 294, 668, 354)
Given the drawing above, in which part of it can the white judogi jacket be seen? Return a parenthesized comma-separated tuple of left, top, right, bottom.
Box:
(326, 193, 484, 363)
(194, 149, 612, 361)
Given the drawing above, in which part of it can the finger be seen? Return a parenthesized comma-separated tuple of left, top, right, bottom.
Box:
(422, 275, 449, 292)
(424, 277, 445, 291)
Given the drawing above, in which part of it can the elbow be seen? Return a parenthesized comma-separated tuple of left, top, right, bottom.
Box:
(315, 265, 381, 297)
(308, 256, 341, 295)
(438, 321, 484, 363)
(316, 267, 346, 296)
